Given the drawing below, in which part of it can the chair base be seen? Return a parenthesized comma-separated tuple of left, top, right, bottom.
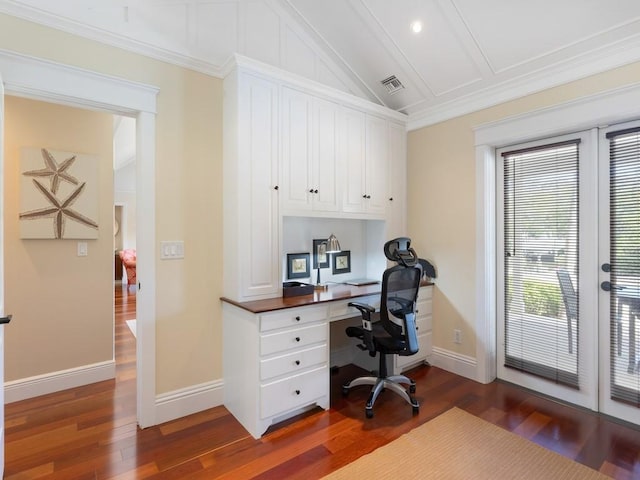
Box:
(342, 374, 419, 418)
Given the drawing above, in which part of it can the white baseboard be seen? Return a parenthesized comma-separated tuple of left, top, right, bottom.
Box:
(431, 347, 478, 381)
(154, 379, 224, 425)
(5, 360, 116, 404)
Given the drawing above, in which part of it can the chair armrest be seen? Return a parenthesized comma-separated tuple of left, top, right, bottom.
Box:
(348, 302, 375, 314)
(348, 302, 375, 332)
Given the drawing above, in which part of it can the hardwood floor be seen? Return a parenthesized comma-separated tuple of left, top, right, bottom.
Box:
(4, 285, 640, 479)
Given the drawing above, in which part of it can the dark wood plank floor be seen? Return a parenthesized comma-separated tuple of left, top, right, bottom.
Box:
(4, 285, 640, 479)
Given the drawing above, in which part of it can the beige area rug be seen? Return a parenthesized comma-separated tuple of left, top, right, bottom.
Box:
(322, 407, 610, 479)
(126, 319, 136, 338)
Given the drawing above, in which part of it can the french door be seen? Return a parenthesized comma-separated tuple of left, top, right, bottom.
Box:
(599, 121, 640, 423)
(498, 125, 640, 424)
(497, 130, 599, 411)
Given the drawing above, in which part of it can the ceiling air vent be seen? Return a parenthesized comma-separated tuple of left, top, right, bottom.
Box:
(381, 75, 405, 95)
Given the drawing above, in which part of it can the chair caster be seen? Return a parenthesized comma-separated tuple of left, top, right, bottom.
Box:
(413, 405, 419, 415)
(409, 383, 416, 394)
(365, 408, 374, 419)
(342, 385, 350, 396)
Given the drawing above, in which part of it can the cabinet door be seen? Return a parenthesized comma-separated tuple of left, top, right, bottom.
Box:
(239, 73, 280, 298)
(342, 107, 367, 214)
(280, 87, 312, 212)
(312, 98, 340, 212)
(387, 122, 407, 238)
(365, 115, 388, 216)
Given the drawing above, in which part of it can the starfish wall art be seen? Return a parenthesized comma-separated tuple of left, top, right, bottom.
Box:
(19, 147, 99, 239)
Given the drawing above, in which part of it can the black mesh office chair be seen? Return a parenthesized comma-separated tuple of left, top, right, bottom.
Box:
(342, 237, 422, 418)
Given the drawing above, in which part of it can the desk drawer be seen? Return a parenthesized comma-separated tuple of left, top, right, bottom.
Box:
(396, 331, 432, 370)
(418, 285, 433, 300)
(260, 367, 327, 419)
(260, 323, 327, 356)
(260, 306, 328, 332)
(330, 295, 380, 320)
(260, 344, 327, 381)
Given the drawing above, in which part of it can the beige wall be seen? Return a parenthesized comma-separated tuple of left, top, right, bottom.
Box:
(408, 62, 640, 359)
(0, 14, 222, 393)
(4, 96, 114, 380)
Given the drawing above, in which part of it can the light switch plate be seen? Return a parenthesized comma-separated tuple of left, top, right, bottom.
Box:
(160, 241, 184, 259)
(77, 242, 88, 257)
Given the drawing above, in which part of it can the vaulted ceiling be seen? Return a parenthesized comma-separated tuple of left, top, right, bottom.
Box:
(3, 0, 640, 129)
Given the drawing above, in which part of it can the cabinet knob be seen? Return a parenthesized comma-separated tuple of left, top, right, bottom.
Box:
(314, 189, 318, 194)
(309, 188, 314, 193)
(295, 390, 301, 395)
(389, 197, 393, 201)
(295, 316, 301, 322)
(362, 194, 367, 199)
(367, 195, 371, 199)
(295, 360, 300, 365)
(274, 185, 279, 190)
(295, 337, 301, 342)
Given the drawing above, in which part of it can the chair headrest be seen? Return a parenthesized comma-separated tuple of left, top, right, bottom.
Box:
(384, 237, 418, 267)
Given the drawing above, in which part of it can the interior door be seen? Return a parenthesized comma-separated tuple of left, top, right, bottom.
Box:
(599, 121, 640, 424)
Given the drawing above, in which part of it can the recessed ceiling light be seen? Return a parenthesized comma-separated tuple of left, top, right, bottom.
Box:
(411, 20, 422, 34)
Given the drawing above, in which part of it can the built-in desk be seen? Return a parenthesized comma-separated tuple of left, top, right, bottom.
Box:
(221, 282, 433, 438)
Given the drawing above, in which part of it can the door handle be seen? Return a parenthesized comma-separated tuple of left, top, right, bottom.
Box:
(0, 314, 12, 324)
(601, 281, 623, 291)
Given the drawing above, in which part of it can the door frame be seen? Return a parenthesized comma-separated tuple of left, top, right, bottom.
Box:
(474, 82, 640, 410)
(0, 50, 159, 428)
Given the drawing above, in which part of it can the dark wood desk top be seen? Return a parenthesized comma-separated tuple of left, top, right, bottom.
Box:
(221, 281, 433, 314)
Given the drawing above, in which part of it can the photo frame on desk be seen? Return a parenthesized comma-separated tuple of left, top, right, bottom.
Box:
(287, 252, 310, 279)
(312, 239, 330, 269)
(332, 250, 351, 275)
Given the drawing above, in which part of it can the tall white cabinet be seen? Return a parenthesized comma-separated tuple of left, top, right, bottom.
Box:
(223, 67, 280, 301)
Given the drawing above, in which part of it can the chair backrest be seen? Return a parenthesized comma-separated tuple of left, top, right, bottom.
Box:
(556, 269, 578, 319)
(379, 259, 422, 356)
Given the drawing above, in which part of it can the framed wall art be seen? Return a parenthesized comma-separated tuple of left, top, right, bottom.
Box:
(287, 252, 311, 279)
(332, 250, 351, 275)
(19, 147, 99, 239)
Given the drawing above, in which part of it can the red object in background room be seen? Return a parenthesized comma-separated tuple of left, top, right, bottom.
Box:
(119, 249, 137, 285)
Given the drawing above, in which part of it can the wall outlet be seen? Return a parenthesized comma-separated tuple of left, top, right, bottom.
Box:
(454, 329, 462, 344)
(77, 242, 88, 257)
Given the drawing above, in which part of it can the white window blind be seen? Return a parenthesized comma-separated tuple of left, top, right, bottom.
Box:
(502, 140, 580, 388)
(606, 127, 640, 406)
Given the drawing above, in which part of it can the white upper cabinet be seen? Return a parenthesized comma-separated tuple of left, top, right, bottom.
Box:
(365, 115, 389, 217)
(280, 88, 340, 214)
(342, 107, 367, 214)
(342, 109, 388, 218)
(386, 121, 407, 239)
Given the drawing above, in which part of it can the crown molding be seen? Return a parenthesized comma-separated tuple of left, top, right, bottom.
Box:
(225, 54, 408, 123)
(407, 34, 640, 131)
(0, 1, 226, 77)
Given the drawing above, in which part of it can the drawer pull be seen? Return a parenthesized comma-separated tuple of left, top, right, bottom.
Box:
(295, 390, 301, 395)
(295, 360, 301, 365)
(295, 337, 301, 342)
(295, 316, 301, 322)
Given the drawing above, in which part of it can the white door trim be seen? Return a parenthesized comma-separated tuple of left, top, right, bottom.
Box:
(0, 49, 159, 428)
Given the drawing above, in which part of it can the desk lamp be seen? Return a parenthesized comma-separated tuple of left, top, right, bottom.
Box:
(315, 234, 341, 290)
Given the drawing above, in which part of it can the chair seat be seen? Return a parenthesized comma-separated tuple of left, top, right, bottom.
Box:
(346, 322, 412, 355)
